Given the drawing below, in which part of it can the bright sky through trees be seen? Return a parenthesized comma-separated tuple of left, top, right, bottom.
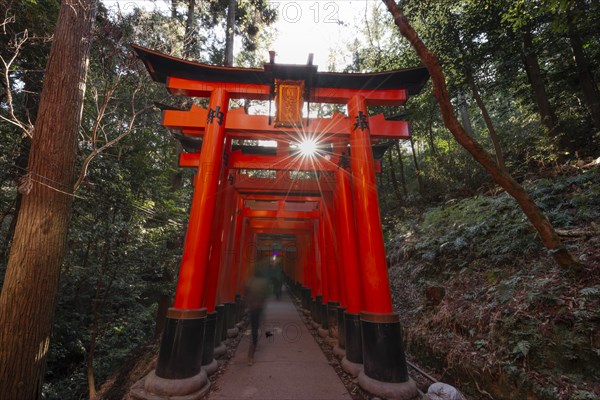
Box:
(102, 0, 371, 70)
(269, 1, 368, 68)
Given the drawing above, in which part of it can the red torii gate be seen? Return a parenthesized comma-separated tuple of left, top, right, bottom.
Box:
(130, 45, 429, 400)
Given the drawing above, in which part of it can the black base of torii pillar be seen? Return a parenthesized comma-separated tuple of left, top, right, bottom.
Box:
(358, 313, 419, 400)
(129, 309, 211, 400)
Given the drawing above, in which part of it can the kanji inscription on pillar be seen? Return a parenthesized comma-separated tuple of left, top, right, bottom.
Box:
(207, 106, 225, 125)
(353, 111, 369, 131)
(274, 79, 304, 128)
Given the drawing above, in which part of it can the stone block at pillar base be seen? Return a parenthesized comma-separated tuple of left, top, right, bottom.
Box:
(325, 337, 337, 347)
(201, 358, 219, 376)
(129, 369, 210, 400)
(358, 371, 420, 400)
(318, 327, 329, 338)
(213, 342, 227, 359)
(341, 356, 363, 377)
(333, 345, 346, 359)
(329, 326, 339, 339)
(227, 326, 239, 338)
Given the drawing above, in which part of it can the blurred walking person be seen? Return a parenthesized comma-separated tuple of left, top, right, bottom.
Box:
(245, 262, 270, 365)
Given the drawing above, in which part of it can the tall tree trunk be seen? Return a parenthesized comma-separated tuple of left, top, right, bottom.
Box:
(387, 148, 403, 203)
(87, 221, 110, 400)
(87, 214, 122, 400)
(383, 0, 577, 268)
(0, 0, 97, 398)
(465, 66, 507, 171)
(426, 117, 437, 157)
(394, 141, 408, 196)
(87, 244, 110, 400)
(521, 27, 564, 148)
(409, 135, 424, 196)
(183, 0, 197, 58)
(224, 0, 237, 66)
(457, 91, 475, 136)
(171, 0, 179, 20)
(567, 13, 600, 133)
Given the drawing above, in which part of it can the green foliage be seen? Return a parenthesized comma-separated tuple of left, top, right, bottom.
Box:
(362, 0, 600, 210)
(571, 390, 600, 400)
(511, 340, 531, 360)
(386, 169, 600, 398)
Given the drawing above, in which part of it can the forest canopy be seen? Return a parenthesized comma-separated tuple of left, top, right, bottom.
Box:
(0, 0, 598, 399)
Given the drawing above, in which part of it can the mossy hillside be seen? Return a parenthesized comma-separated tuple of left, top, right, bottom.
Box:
(385, 169, 600, 400)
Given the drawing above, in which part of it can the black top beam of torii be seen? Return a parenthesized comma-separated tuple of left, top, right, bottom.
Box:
(132, 44, 429, 97)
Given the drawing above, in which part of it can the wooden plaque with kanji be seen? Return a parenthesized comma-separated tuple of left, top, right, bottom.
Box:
(274, 79, 304, 127)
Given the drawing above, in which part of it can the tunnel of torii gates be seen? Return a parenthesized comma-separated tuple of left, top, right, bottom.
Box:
(130, 45, 429, 400)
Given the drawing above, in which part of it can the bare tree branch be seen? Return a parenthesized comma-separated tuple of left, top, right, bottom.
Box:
(74, 81, 154, 191)
(0, 29, 34, 137)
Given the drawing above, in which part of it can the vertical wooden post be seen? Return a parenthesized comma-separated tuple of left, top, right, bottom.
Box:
(347, 94, 393, 314)
(335, 161, 364, 370)
(203, 138, 233, 313)
(155, 88, 229, 382)
(324, 195, 340, 302)
(347, 95, 415, 393)
(173, 88, 230, 310)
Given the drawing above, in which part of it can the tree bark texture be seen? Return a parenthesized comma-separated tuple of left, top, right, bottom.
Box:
(457, 91, 475, 137)
(567, 15, 600, 133)
(387, 148, 403, 203)
(0, 0, 97, 398)
(408, 136, 424, 196)
(183, 0, 197, 58)
(465, 66, 507, 171)
(224, 0, 237, 66)
(382, 0, 577, 268)
(394, 141, 408, 196)
(521, 28, 564, 147)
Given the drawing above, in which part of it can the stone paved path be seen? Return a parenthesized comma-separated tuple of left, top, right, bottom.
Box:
(208, 289, 351, 400)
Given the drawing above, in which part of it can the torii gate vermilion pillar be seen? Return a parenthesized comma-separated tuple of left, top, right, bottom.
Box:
(152, 89, 229, 387)
(132, 44, 429, 400)
(348, 95, 411, 389)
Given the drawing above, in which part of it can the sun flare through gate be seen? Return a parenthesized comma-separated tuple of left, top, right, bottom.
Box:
(129, 45, 429, 400)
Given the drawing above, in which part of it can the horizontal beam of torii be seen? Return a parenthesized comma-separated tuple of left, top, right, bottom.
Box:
(240, 193, 324, 202)
(247, 218, 315, 230)
(182, 152, 380, 175)
(168, 77, 409, 105)
(164, 106, 410, 141)
(233, 176, 336, 194)
(179, 151, 341, 171)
